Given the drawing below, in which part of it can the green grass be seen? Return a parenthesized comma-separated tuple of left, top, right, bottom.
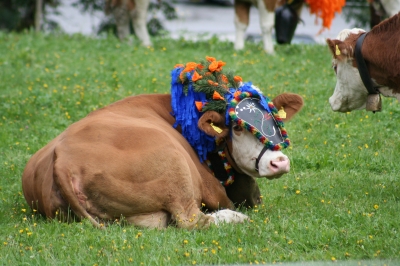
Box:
(0, 31, 399, 265)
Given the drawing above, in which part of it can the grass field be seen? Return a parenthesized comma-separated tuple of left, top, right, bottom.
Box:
(0, 32, 399, 265)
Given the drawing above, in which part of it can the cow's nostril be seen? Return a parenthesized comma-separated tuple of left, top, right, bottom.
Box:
(268, 157, 290, 174)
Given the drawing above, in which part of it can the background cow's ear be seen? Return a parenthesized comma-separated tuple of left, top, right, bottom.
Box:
(198, 111, 229, 138)
(326, 39, 349, 60)
(272, 93, 304, 122)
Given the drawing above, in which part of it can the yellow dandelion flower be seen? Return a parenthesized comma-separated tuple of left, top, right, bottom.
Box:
(296, 190, 300, 195)
(374, 204, 379, 210)
(183, 240, 188, 244)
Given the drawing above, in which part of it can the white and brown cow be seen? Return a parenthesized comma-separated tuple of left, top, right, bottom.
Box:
(22, 92, 303, 229)
(326, 12, 400, 112)
(105, 0, 303, 53)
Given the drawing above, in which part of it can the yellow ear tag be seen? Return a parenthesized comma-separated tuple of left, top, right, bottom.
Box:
(210, 123, 223, 133)
(278, 107, 287, 119)
(335, 45, 341, 56)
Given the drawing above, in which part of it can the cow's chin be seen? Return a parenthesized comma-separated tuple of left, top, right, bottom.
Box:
(265, 173, 285, 180)
(329, 94, 366, 112)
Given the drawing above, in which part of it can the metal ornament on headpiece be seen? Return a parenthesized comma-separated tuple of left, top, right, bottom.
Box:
(170, 56, 290, 162)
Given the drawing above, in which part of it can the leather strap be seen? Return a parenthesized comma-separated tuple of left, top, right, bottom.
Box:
(255, 146, 269, 172)
(354, 33, 379, 95)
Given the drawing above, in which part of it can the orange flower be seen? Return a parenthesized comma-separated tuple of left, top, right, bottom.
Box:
(209, 61, 219, 72)
(184, 62, 198, 72)
(174, 64, 184, 68)
(220, 74, 228, 84)
(195, 101, 204, 111)
(192, 71, 203, 82)
(179, 71, 186, 82)
(213, 91, 224, 100)
(206, 56, 216, 62)
(215, 61, 226, 72)
(234, 76, 243, 82)
(197, 64, 204, 70)
(208, 80, 219, 86)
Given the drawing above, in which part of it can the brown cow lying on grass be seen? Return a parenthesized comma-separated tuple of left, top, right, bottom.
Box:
(22, 57, 303, 229)
(326, 12, 400, 112)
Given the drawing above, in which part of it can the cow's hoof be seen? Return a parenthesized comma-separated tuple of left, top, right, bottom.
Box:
(210, 209, 249, 225)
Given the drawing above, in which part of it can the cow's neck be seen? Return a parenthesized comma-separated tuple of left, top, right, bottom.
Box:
(360, 18, 400, 97)
(206, 146, 245, 187)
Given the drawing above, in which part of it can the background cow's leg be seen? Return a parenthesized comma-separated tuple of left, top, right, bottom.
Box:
(130, 0, 152, 46)
(234, 1, 251, 50)
(112, 3, 131, 42)
(258, 0, 277, 53)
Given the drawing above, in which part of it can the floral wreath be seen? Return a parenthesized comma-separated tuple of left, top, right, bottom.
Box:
(170, 56, 290, 162)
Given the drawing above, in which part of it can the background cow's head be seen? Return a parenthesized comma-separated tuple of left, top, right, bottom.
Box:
(198, 92, 303, 179)
(326, 28, 368, 112)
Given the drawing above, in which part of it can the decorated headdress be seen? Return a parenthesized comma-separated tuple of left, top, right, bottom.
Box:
(170, 56, 290, 162)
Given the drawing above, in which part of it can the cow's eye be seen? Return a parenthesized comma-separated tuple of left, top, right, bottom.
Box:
(233, 125, 243, 131)
(333, 65, 337, 74)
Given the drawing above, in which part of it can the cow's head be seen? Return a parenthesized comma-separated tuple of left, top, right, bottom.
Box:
(198, 92, 303, 179)
(171, 56, 303, 179)
(326, 28, 369, 112)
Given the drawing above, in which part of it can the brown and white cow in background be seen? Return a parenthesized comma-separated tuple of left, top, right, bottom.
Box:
(369, 0, 400, 27)
(326, 12, 400, 112)
(105, 0, 304, 53)
(105, 0, 152, 46)
(22, 92, 303, 229)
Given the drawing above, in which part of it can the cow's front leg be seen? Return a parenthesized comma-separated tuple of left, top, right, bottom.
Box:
(130, 0, 152, 46)
(112, 4, 131, 42)
(234, 1, 251, 50)
(209, 209, 249, 224)
(258, 0, 277, 54)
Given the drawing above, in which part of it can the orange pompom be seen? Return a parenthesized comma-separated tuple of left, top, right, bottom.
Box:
(307, 0, 346, 30)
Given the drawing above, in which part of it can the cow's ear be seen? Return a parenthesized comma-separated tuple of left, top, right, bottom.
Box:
(272, 93, 303, 122)
(326, 39, 349, 60)
(198, 111, 229, 138)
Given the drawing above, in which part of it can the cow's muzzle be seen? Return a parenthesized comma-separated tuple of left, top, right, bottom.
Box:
(255, 146, 290, 176)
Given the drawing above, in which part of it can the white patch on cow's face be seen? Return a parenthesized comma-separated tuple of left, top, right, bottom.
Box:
(329, 28, 370, 112)
(329, 57, 369, 112)
(230, 124, 290, 178)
